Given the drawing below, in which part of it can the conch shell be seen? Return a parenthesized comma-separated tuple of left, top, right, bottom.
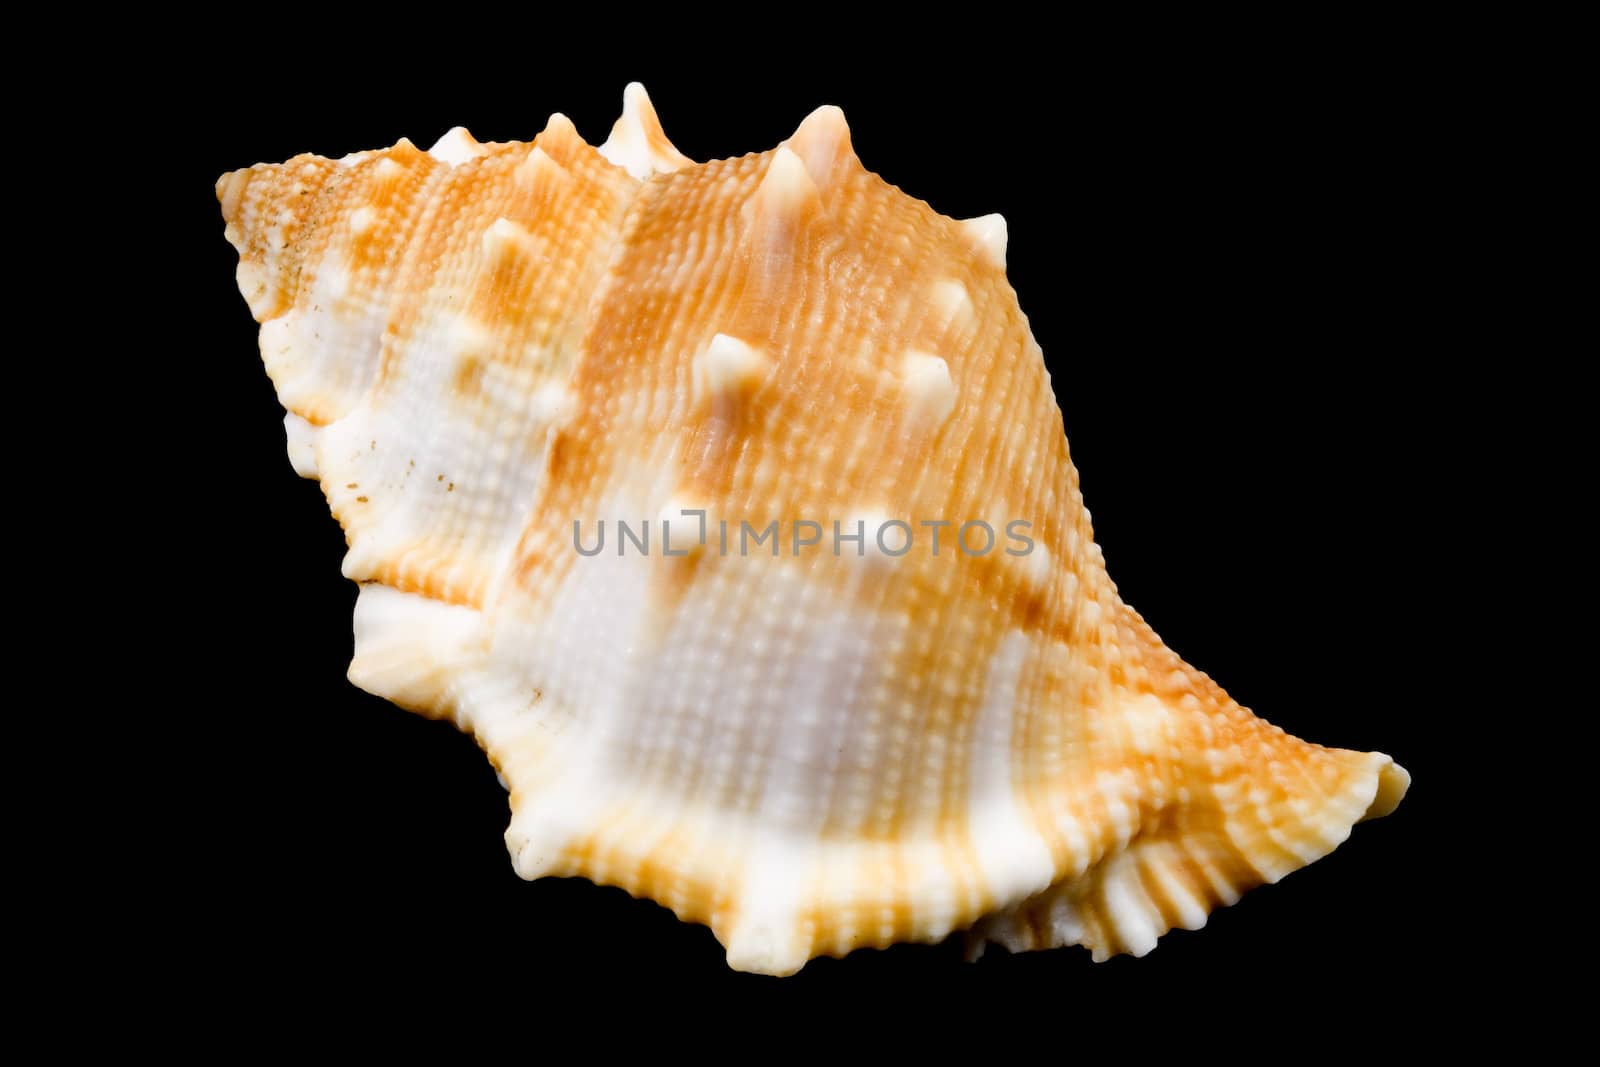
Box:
(216, 84, 1409, 974)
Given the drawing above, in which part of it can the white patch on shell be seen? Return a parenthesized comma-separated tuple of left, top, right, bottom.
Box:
(900, 349, 956, 428)
(1119, 692, 1171, 758)
(428, 126, 487, 166)
(374, 157, 406, 184)
(719, 592, 902, 975)
(932, 278, 974, 328)
(657, 495, 710, 558)
(516, 146, 567, 187)
(348, 206, 377, 237)
(968, 631, 1056, 905)
(499, 520, 658, 878)
(313, 262, 350, 304)
(348, 583, 487, 730)
(693, 333, 767, 405)
(1018, 541, 1052, 592)
(960, 213, 1008, 268)
(834, 510, 900, 566)
(283, 412, 320, 480)
(1094, 849, 1162, 959)
(258, 315, 296, 380)
(531, 382, 575, 426)
(750, 146, 817, 218)
(450, 316, 496, 362)
(597, 82, 690, 180)
(482, 217, 533, 262)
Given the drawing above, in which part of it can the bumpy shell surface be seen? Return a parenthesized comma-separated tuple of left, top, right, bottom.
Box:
(216, 84, 1409, 974)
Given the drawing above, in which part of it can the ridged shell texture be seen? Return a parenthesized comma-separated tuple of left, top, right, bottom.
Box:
(217, 84, 1409, 974)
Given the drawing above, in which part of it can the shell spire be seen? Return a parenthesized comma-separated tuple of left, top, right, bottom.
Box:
(216, 87, 1409, 977)
(598, 82, 692, 180)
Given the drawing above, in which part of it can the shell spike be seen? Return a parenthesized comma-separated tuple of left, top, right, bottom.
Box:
(960, 213, 1008, 269)
(599, 81, 693, 179)
(428, 125, 488, 166)
(515, 145, 568, 187)
(749, 145, 818, 221)
(534, 112, 587, 165)
(784, 104, 853, 188)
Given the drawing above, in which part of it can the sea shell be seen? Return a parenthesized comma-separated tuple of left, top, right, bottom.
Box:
(215, 83, 1409, 975)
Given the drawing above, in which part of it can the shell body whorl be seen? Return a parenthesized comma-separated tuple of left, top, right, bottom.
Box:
(217, 84, 1408, 975)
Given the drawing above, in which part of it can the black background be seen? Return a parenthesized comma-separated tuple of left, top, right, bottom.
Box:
(166, 37, 1459, 1021)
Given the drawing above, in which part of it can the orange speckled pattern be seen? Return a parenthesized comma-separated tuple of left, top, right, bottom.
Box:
(217, 84, 1408, 975)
